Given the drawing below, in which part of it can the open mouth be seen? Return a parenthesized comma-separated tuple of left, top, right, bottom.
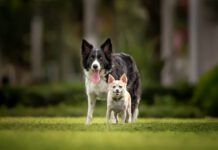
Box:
(115, 92, 120, 96)
(91, 69, 101, 84)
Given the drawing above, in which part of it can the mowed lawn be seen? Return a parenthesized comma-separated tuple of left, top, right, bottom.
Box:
(0, 117, 218, 150)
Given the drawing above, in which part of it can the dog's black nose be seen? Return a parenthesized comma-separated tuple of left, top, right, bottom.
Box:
(116, 89, 119, 93)
(93, 64, 98, 69)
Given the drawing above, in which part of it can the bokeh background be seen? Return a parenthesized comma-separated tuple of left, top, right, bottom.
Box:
(0, 0, 218, 118)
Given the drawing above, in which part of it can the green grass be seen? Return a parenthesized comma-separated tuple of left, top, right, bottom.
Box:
(0, 117, 218, 150)
(0, 103, 202, 118)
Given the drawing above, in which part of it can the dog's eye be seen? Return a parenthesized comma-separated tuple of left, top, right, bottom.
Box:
(119, 86, 122, 88)
(113, 86, 116, 88)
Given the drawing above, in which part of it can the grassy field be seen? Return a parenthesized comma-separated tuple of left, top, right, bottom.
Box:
(0, 117, 218, 150)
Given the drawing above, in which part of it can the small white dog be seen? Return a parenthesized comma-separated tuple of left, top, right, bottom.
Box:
(106, 74, 132, 124)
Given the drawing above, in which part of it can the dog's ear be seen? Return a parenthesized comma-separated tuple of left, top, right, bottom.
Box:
(108, 74, 115, 84)
(81, 39, 93, 57)
(101, 38, 112, 58)
(120, 73, 128, 84)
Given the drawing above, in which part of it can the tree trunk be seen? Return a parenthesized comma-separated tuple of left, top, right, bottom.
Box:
(0, 47, 2, 84)
(189, 0, 218, 83)
(59, 17, 72, 81)
(161, 0, 177, 86)
(188, 0, 199, 83)
(83, 0, 98, 46)
(31, 13, 43, 82)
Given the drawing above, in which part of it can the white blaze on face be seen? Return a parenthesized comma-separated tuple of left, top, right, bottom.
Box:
(91, 49, 101, 70)
(91, 59, 101, 84)
(90, 50, 102, 84)
(111, 80, 125, 96)
(91, 59, 101, 70)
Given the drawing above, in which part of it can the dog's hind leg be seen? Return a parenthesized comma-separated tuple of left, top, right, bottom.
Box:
(131, 100, 139, 122)
(121, 111, 127, 123)
(130, 89, 140, 122)
(86, 93, 96, 125)
(130, 75, 141, 122)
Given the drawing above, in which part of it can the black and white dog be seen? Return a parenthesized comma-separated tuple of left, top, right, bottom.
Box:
(81, 38, 141, 125)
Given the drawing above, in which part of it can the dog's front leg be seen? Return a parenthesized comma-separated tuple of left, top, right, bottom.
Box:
(106, 108, 112, 124)
(86, 93, 96, 125)
(114, 112, 118, 124)
(127, 107, 132, 123)
(121, 111, 127, 124)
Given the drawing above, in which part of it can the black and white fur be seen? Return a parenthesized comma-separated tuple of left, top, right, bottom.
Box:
(81, 38, 141, 125)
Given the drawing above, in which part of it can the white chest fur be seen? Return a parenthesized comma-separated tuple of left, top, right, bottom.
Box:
(107, 89, 129, 113)
(86, 78, 108, 94)
(109, 99, 126, 112)
(84, 70, 108, 100)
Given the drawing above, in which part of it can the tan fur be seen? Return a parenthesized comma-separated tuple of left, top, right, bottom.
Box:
(106, 74, 132, 124)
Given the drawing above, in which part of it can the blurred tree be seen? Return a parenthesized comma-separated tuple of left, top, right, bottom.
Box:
(83, 0, 98, 46)
(30, 0, 43, 82)
(0, 0, 84, 84)
(113, 0, 145, 86)
(0, 46, 2, 82)
(206, 0, 218, 22)
(142, 0, 163, 87)
(113, 0, 163, 87)
(0, 0, 31, 85)
(161, 0, 177, 86)
(0, 0, 30, 65)
(42, 0, 83, 82)
(189, 0, 218, 84)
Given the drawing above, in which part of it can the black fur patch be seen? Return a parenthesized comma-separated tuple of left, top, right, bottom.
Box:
(109, 53, 141, 114)
(81, 39, 112, 71)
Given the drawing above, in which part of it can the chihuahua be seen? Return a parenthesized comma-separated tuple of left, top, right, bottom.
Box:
(106, 74, 132, 124)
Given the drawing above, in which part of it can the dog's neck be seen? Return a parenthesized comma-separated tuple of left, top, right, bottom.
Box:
(112, 95, 123, 101)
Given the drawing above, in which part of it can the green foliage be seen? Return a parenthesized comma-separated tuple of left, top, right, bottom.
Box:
(142, 85, 194, 105)
(0, 83, 194, 106)
(139, 94, 202, 118)
(192, 66, 218, 116)
(0, 117, 218, 150)
(0, 82, 198, 118)
(0, 87, 23, 107)
(0, 102, 201, 118)
(0, 104, 87, 117)
(0, 83, 86, 107)
(140, 103, 202, 118)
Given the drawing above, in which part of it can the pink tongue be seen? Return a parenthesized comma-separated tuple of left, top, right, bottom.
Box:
(91, 71, 100, 84)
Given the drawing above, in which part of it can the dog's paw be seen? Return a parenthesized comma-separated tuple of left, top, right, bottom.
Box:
(110, 118, 117, 124)
(86, 117, 92, 125)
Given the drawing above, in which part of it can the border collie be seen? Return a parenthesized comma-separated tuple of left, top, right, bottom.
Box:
(81, 38, 141, 125)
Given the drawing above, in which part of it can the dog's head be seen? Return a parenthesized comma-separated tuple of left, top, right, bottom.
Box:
(108, 74, 128, 97)
(81, 38, 112, 84)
